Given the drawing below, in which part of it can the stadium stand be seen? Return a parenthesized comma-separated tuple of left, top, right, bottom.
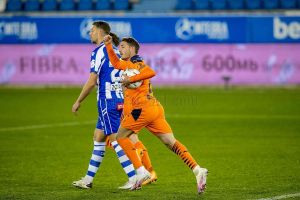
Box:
(59, 0, 76, 10)
(78, 0, 93, 10)
(132, 0, 176, 12)
(245, 0, 262, 9)
(114, 0, 130, 10)
(228, 0, 244, 10)
(3, 0, 300, 12)
(42, 0, 57, 11)
(262, 0, 279, 9)
(175, 0, 194, 10)
(6, 0, 22, 11)
(194, 0, 210, 10)
(210, 0, 227, 10)
(24, 0, 40, 11)
(95, 0, 111, 10)
(281, 0, 297, 9)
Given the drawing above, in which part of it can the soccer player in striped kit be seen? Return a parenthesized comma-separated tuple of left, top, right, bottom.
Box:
(72, 21, 156, 190)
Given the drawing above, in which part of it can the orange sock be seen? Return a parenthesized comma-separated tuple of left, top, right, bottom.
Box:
(171, 140, 198, 170)
(135, 141, 153, 172)
(117, 138, 143, 169)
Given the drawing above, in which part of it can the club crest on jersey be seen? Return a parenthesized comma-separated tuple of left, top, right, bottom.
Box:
(117, 103, 124, 110)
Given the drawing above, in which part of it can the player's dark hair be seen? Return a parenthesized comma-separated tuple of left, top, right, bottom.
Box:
(93, 21, 110, 34)
(109, 32, 120, 46)
(122, 37, 140, 54)
(93, 21, 119, 46)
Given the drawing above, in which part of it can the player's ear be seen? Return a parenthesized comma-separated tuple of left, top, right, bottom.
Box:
(130, 46, 136, 54)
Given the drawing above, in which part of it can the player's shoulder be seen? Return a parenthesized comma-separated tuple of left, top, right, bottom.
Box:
(135, 61, 148, 71)
(130, 55, 148, 70)
(92, 43, 106, 58)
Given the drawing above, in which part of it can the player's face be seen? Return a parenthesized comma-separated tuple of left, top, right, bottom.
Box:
(119, 41, 132, 60)
(90, 26, 100, 44)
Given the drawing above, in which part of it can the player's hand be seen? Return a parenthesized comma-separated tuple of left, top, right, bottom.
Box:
(103, 35, 112, 44)
(72, 101, 80, 114)
(121, 75, 131, 87)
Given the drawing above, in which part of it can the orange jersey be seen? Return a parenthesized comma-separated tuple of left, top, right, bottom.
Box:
(106, 43, 157, 115)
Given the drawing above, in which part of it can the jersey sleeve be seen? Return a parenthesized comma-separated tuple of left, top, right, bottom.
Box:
(129, 65, 156, 83)
(106, 42, 132, 70)
(90, 48, 105, 74)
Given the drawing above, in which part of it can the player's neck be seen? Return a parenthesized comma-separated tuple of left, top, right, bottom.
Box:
(96, 40, 102, 46)
(96, 37, 104, 46)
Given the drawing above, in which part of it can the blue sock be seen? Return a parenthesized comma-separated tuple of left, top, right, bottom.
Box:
(85, 141, 105, 183)
(111, 141, 136, 181)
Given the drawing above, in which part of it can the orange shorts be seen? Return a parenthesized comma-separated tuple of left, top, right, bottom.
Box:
(121, 102, 172, 134)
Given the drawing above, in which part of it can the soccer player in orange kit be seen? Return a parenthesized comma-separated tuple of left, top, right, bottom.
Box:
(103, 35, 208, 193)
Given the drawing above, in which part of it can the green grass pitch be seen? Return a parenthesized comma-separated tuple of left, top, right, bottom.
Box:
(0, 87, 299, 200)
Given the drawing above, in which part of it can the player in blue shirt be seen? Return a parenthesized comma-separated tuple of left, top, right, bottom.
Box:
(71, 21, 154, 190)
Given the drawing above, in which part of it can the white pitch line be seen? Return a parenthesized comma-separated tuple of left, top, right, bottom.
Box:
(0, 120, 95, 132)
(256, 192, 300, 200)
(0, 114, 298, 133)
(167, 114, 299, 120)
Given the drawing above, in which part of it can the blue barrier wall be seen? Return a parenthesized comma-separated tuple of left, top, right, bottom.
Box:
(0, 15, 299, 44)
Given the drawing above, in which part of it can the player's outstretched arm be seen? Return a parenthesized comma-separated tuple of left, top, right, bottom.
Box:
(129, 65, 156, 83)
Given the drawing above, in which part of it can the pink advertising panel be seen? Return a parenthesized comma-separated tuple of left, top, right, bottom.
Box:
(0, 44, 299, 85)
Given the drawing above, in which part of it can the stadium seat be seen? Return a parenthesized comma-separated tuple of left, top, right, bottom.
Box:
(42, 0, 57, 11)
(6, 0, 22, 11)
(211, 0, 227, 10)
(175, 0, 193, 10)
(280, 0, 297, 9)
(59, 0, 75, 10)
(262, 0, 279, 9)
(194, 0, 210, 10)
(78, 0, 93, 10)
(228, 0, 245, 10)
(245, 0, 261, 9)
(132, 0, 176, 13)
(114, 0, 129, 10)
(95, 0, 111, 10)
(24, 0, 40, 11)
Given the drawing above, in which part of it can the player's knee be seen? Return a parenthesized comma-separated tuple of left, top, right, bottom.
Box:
(117, 127, 134, 139)
(129, 133, 139, 143)
(108, 133, 117, 142)
(94, 129, 105, 142)
(157, 133, 176, 149)
(116, 132, 126, 139)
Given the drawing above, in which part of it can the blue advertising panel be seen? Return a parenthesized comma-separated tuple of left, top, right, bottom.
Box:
(0, 15, 299, 44)
(248, 16, 300, 43)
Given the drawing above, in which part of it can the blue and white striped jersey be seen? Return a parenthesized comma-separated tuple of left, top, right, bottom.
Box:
(90, 42, 124, 100)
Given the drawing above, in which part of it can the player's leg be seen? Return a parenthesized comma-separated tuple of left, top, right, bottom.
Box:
(100, 100, 137, 189)
(155, 132, 198, 169)
(147, 104, 208, 194)
(73, 128, 107, 189)
(129, 134, 158, 185)
(129, 134, 152, 172)
(107, 133, 137, 189)
(117, 126, 151, 189)
(155, 132, 208, 193)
